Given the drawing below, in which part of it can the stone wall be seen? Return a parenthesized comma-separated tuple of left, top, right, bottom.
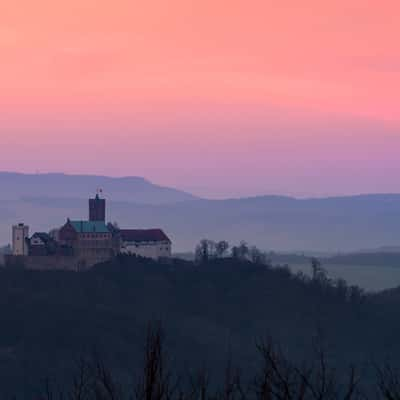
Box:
(4, 255, 103, 271)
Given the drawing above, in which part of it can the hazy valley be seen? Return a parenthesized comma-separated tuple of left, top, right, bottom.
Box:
(1, 172, 400, 254)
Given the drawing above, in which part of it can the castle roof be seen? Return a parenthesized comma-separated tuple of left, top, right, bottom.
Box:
(119, 229, 171, 243)
(31, 232, 54, 244)
(69, 220, 110, 233)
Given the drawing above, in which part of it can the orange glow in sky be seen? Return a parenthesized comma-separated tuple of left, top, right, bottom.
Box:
(1, 0, 399, 197)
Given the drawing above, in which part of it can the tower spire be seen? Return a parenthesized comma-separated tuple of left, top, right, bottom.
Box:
(89, 192, 106, 221)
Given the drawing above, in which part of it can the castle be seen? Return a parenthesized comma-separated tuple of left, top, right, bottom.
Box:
(7, 194, 172, 270)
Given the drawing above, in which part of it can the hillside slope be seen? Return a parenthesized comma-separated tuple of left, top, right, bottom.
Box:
(0, 172, 197, 204)
(0, 256, 399, 397)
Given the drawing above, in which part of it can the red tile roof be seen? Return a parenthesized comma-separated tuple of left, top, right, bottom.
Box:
(119, 229, 171, 243)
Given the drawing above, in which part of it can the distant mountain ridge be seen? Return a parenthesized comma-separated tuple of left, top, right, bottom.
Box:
(1, 172, 400, 252)
(0, 172, 198, 204)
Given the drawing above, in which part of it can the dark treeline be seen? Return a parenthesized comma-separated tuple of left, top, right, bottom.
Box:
(35, 323, 400, 400)
(192, 239, 400, 268)
(194, 239, 271, 265)
(1, 254, 400, 397)
(262, 251, 400, 268)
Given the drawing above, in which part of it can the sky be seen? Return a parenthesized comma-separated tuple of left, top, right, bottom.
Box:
(0, 0, 399, 198)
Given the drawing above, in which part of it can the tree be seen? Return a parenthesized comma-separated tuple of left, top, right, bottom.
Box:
(195, 240, 219, 263)
(249, 247, 268, 265)
(231, 246, 240, 260)
(231, 241, 250, 261)
(376, 363, 400, 400)
(195, 240, 209, 263)
(216, 241, 230, 258)
(254, 337, 361, 400)
(135, 322, 175, 400)
(335, 278, 349, 301)
(348, 285, 365, 305)
(238, 241, 249, 260)
(311, 258, 329, 285)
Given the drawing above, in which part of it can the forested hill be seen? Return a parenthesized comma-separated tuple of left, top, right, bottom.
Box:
(1, 256, 400, 398)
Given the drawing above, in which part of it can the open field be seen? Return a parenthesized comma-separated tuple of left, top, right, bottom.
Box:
(288, 263, 400, 292)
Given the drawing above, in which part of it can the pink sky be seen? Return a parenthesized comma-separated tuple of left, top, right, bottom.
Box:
(1, 0, 400, 198)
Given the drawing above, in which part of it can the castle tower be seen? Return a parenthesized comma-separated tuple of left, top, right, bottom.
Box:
(12, 223, 29, 256)
(89, 194, 106, 221)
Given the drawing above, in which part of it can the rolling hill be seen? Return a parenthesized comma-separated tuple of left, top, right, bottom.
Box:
(1, 172, 400, 252)
(0, 172, 197, 204)
(0, 256, 399, 397)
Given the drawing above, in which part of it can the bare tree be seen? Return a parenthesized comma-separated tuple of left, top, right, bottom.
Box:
(216, 241, 230, 258)
(348, 286, 365, 305)
(249, 247, 269, 265)
(195, 240, 217, 264)
(311, 258, 330, 286)
(376, 362, 400, 400)
(238, 242, 249, 261)
(69, 357, 92, 400)
(231, 242, 249, 261)
(35, 325, 372, 400)
(40, 377, 65, 400)
(135, 322, 176, 400)
(92, 356, 122, 400)
(188, 367, 210, 400)
(253, 337, 361, 400)
(220, 358, 246, 400)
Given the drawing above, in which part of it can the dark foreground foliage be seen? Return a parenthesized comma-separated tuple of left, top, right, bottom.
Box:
(36, 323, 400, 400)
(1, 255, 400, 398)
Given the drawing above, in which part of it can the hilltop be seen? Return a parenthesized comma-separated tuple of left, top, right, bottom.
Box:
(0, 172, 197, 204)
(1, 255, 400, 397)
